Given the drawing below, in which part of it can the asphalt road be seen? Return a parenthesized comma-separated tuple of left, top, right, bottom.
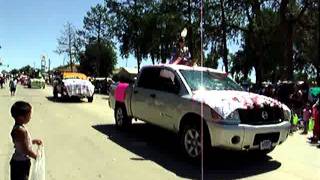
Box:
(0, 84, 320, 180)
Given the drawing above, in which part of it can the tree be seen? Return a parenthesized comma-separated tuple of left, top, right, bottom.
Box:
(106, 0, 159, 70)
(79, 40, 117, 77)
(293, 0, 319, 84)
(83, 4, 112, 43)
(204, 48, 219, 69)
(82, 3, 116, 76)
(19, 65, 35, 76)
(106, 0, 204, 69)
(10, 69, 19, 75)
(275, 0, 313, 80)
(104, 0, 318, 84)
(56, 22, 82, 72)
(228, 0, 319, 84)
(204, 0, 245, 74)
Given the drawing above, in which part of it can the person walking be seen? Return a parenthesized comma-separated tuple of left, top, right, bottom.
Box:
(9, 78, 17, 96)
(0, 75, 4, 88)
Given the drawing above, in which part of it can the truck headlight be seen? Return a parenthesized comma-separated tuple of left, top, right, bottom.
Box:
(225, 110, 241, 122)
(283, 109, 291, 121)
(211, 109, 222, 121)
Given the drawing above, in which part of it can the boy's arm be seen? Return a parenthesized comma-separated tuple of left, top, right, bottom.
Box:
(14, 128, 37, 159)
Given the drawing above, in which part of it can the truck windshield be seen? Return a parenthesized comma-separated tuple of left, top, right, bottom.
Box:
(180, 70, 243, 91)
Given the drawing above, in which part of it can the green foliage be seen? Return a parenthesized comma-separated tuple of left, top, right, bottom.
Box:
(19, 65, 35, 76)
(64, 0, 319, 83)
(204, 49, 219, 69)
(10, 69, 19, 75)
(76, 3, 118, 77)
(228, 0, 319, 84)
(83, 4, 112, 42)
(106, 0, 204, 69)
(79, 40, 116, 77)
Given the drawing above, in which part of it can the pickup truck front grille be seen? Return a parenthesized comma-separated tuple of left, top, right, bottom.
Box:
(238, 106, 284, 125)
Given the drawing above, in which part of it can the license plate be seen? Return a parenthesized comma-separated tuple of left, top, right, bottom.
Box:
(260, 140, 272, 150)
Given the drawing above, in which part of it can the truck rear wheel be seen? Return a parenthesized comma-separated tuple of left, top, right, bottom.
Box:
(114, 104, 132, 129)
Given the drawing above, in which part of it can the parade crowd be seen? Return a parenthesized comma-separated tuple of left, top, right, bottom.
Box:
(249, 81, 320, 148)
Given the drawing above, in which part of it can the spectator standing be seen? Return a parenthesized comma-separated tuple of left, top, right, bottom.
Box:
(310, 97, 320, 144)
(10, 101, 43, 180)
(301, 103, 312, 134)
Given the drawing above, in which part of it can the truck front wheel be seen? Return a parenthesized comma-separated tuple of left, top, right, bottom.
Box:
(53, 89, 58, 99)
(179, 120, 210, 161)
(88, 96, 94, 102)
(114, 105, 132, 129)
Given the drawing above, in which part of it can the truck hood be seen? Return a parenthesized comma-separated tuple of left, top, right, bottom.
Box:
(191, 90, 288, 119)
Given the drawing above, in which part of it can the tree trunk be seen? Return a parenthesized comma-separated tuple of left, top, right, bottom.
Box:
(255, 64, 263, 86)
(279, 0, 295, 80)
(137, 57, 141, 73)
(151, 56, 155, 65)
(316, 66, 320, 86)
(280, 19, 294, 81)
(136, 47, 141, 72)
(286, 21, 294, 80)
(187, 0, 194, 59)
(97, 14, 103, 77)
(69, 39, 73, 72)
(69, 53, 73, 72)
(220, 0, 228, 73)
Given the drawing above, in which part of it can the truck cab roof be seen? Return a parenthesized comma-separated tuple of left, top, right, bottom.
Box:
(141, 64, 226, 75)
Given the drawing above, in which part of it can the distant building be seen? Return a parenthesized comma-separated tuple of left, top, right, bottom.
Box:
(54, 64, 80, 73)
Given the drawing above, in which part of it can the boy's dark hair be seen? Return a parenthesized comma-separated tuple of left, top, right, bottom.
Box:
(11, 101, 32, 119)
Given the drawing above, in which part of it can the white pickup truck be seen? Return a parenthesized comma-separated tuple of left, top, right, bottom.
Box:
(109, 65, 291, 160)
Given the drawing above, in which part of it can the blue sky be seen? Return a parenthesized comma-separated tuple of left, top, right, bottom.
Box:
(0, 0, 243, 76)
(0, 0, 103, 71)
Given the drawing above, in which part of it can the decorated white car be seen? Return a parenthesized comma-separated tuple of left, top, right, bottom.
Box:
(109, 64, 291, 160)
(53, 72, 95, 102)
(29, 78, 46, 89)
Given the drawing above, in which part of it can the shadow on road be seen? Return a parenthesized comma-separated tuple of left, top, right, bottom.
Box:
(92, 123, 281, 179)
(46, 96, 86, 103)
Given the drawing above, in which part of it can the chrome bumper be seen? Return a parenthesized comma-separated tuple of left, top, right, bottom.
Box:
(207, 121, 290, 150)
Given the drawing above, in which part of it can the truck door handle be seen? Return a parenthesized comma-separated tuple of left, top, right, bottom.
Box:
(150, 94, 156, 98)
(134, 90, 138, 94)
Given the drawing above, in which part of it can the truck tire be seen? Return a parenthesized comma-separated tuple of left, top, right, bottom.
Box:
(179, 120, 210, 161)
(114, 104, 132, 129)
(88, 96, 94, 103)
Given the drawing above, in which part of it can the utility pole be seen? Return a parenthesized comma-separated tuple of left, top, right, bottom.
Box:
(48, 59, 51, 73)
(48, 58, 51, 83)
